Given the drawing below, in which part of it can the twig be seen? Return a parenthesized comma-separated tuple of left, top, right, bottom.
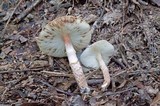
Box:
(91, 2, 106, 34)
(104, 87, 137, 96)
(56, 88, 74, 96)
(132, 0, 140, 5)
(115, 37, 129, 68)
(1, 0, 23, 37)
(87, 79, 103, 85)
(0, 68, 43, 74)
(86, 69, 98, 80)
(111, 57, 126, 69)
(127, 69, 160, 76)
(120, 0, 125, 34)
(112, 70, 126, 78)
(138, 0, 148, 5)
(41, 71, 74, 78)
(88, 69, 160, 85)
(112, 68, 160, 78)
(13, 0, 42, 23)
(35, 79, 74, 96)
(55, 59, 69, 72)
(1, 87, 9, 101)
(0, 70, 27, 74)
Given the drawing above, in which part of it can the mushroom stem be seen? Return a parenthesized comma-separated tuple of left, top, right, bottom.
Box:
(96, 53, 111, 89)
(63, 34, 90, 94)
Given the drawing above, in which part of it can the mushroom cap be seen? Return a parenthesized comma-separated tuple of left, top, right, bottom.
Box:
(36, 16, 92, 57)
(80, 40, 115, 69)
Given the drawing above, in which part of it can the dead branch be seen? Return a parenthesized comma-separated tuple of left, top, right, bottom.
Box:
(13, 0, 42, 23)
(41, 71, 74, 78)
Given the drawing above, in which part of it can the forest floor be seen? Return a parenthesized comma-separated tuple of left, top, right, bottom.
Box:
(0, 0, 160, 106)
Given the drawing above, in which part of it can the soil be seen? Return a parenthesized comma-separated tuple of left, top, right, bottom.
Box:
(0, 0, 160, 106)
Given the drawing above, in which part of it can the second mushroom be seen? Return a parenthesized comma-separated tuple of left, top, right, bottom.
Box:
(80, 40, 115, 89)
(36, 16, 92, 93)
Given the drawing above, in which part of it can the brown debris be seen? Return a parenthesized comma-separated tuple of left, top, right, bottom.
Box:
(151, 92, 160, 106)
(0, 0, 159, 105)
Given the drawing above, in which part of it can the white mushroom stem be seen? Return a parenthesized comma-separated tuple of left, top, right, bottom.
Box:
(96, 53, 111, 89)
(63, 34, 90, 93)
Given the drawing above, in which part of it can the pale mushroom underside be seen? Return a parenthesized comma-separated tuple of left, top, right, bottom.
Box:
(80, 40, 115, 69)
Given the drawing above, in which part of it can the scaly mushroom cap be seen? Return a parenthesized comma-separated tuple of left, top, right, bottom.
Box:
(36, 16, 92, 57)
(80, 40, 115, 69)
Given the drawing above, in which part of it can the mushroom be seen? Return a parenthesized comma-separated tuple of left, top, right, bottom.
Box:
(80, 40, 115, 89)
(36, 16, 92, 93)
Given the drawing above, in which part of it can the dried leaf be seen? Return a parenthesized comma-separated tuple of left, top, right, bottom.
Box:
(69, 95, 86, 106)
(4, 24, 18, 34)
(0, 64, 11, 70)
(84, 14, 97, 24)
(19, 35, 28, 43)
(117, 79, 127, 88)
(145, 86, 159, 95)
(49, 0, 64, 5)
(150, 92, 160, 106)
(2, 46, 12, 54)
(103, 10, 122, 25)
(8, 34, 21, 40)
(134, 81, 144, 89)
(0, 52, 6, 59)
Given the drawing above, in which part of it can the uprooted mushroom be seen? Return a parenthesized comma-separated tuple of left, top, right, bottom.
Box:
(80, 40, 115, 89)
(36, 16, 92, 94)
